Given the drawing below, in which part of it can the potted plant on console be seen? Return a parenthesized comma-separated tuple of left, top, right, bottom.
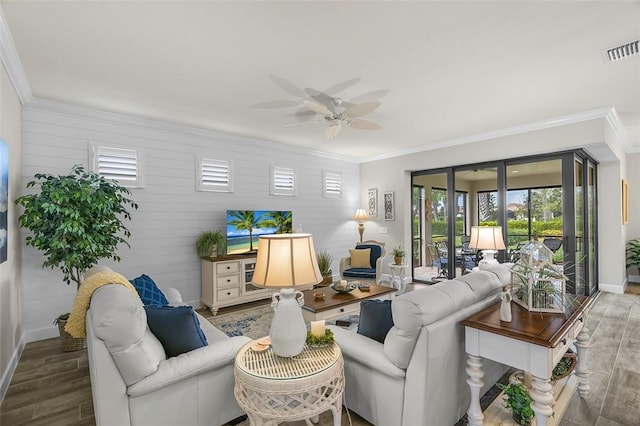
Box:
(15, 165, 138, 351)
(196, 229, 226, 259)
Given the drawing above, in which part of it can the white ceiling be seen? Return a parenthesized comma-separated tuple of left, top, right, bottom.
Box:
(2, 1, 639, 159)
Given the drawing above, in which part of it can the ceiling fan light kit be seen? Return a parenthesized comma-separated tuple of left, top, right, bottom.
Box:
(301, 98, 382, 139)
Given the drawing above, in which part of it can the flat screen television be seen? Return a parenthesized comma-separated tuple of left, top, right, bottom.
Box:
(226, 210, 293, 255)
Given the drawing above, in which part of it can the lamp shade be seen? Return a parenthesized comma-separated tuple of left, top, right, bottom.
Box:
(252, 233, 322, 289)
(469, 226, 506, 250)
(353, 208, 369, 222)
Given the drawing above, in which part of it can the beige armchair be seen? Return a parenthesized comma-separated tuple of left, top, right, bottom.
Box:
(339, 240, 386, 283)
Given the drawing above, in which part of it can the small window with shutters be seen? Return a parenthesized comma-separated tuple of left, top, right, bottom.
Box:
(197, 157, 233, 192)
(90, 144, 142, 188)
(270, 165, 296, 196)
(323, 171, 342, 198)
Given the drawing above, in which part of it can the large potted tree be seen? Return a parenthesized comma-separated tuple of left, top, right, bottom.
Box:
(15, 165, 138, 351)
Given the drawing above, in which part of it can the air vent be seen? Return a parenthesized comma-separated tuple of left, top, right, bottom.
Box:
(604, 39, 639, 62)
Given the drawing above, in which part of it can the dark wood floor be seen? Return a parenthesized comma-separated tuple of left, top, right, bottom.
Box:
(2, 283, 639, 425)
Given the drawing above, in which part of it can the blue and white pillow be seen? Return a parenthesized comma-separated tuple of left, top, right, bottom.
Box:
(130, 274, 169, 306)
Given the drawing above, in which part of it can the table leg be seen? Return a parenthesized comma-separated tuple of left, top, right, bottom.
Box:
(529, 376, 554, 426)
(331, 398, 342, 426)
(466, 354, 484, 426)
(575, 323, 591, 397)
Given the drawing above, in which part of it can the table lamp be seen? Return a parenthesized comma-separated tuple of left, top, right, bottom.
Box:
(353, 208, 369, 243)
(469, 226, 506, 269)
(251, 233, 322, 357)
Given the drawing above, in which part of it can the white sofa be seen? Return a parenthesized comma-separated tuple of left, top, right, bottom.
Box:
(86, 284, 251, 426)
(329, 264, 513, 426)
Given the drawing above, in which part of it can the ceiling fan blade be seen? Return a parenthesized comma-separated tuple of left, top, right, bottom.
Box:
(289, 109, 317, 122)
(302, 99, 333, 116)
(284, 120, 323, 127)
(304, 88, 335, 107)
(322, 78, 361, 95)
(270, 75, 306, 98)
(325, 121, 342, 139)
(345, 101, 381, 118)
(348, 89, 389, 104)
(347, 118, 382, 131)
(251, 100, 300, 109)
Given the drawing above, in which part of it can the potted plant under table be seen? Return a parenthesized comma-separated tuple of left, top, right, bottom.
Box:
(16, 165, 138, 351)
(316, 250, 333, 287)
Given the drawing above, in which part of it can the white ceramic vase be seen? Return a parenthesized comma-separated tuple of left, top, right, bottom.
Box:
(269, 288, 306, 357)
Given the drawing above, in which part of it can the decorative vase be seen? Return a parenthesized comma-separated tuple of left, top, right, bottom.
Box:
(269, 288, 306, 357)
(209, 244, 218, 259)
(394, 256, 403, 265)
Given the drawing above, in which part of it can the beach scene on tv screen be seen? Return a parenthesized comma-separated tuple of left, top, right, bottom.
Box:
(226, 210, 293, 254)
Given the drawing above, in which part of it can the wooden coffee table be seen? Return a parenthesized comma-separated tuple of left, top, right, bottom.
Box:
(301, 283, 396, 322)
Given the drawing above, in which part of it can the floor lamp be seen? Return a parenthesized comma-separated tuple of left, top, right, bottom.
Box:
(251, 234, 322, 357)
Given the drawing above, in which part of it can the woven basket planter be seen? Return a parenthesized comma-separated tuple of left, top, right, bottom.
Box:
(56, 319, 86, 352)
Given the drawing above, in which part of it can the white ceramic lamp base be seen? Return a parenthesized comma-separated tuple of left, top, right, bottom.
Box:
(269, 288, 307, 357)
(478, 249, 499, 270)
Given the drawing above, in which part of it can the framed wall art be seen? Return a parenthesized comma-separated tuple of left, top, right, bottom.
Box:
(0, 140, 7, 263)
(622, 179, 628, 225)
(367, 188, 378, 217)
(383, 191, 395, 221)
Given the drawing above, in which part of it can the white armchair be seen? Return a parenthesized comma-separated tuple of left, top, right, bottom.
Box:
(86, 284, 250, 426)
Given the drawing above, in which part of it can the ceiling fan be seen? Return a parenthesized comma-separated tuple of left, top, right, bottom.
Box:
(299, 97, 382, 139)
(255, 76, 384, 139)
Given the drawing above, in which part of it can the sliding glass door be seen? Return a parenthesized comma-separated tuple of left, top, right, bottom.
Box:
(410, 150, 597, 295)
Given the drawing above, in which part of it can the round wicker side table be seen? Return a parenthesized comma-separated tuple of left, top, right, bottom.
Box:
(234, 341, 344, 426)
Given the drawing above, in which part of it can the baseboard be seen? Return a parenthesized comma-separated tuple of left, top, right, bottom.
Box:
(599, 281, 626, 294)
(0, 334, 25, 402)
(629, 274, 640, 284)
(24, 325, 59, 343)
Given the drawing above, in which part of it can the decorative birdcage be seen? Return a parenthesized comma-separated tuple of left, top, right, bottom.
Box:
(510, 240, 567, 313)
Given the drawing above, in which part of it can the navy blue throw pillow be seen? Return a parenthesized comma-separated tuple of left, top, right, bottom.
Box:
(357, 299, 394, 343)
(144, 305, 208, 358)
(130, 274, 169, 306)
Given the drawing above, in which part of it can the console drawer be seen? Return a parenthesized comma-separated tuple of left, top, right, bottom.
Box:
(216, 262, 240, 275)
(217, 287, 240, 301)
(218, 274, 240, 287)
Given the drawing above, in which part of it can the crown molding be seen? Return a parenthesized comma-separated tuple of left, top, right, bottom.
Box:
(359, 106, 635, 163)
(0, 6, 32, 105)
(24, 97, 360, 164)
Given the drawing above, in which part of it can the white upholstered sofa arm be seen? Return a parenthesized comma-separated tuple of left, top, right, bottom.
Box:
(127, 335, 250, 397)
(329, 326, 405, 379)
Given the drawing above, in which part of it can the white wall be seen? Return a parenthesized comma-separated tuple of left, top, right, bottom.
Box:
(0, 62, 23, 399)
(360, 114, 636, 293)
(20, 99, 361, 341)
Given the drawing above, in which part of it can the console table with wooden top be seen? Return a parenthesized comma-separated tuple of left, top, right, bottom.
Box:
(461, 295, 594, 426)
(301, 283, 396, 322)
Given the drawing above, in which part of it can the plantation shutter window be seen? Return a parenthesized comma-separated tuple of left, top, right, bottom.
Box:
(323, 171, 342, 198)
(91, 145, 142, 188)
(270, 166, 296, 196)
(197, 157, 233, 192)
